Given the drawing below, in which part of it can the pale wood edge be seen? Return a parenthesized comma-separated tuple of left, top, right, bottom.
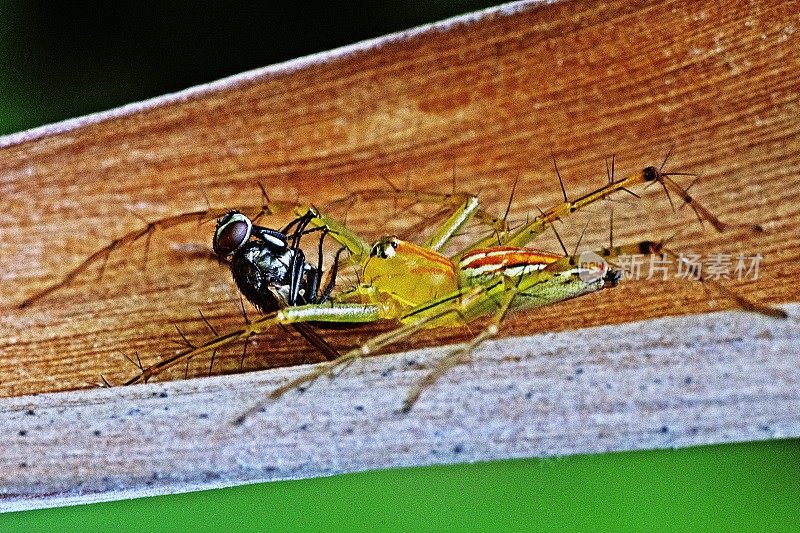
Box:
(0, 0, 540, 150)
(1, 304, 798, 512)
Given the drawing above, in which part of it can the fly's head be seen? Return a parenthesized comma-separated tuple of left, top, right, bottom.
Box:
(213, 211, 253, 258)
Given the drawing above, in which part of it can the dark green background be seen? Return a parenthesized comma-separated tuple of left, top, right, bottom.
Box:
(2, 3, 798, 530)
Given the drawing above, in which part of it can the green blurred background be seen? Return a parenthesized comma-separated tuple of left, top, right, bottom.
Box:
(1, 2, 798, 530)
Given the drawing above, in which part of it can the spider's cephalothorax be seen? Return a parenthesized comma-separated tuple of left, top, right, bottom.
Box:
(213, 209, 340, 312)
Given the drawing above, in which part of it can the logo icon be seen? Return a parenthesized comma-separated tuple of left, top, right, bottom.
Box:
(577, 251, 608, 283)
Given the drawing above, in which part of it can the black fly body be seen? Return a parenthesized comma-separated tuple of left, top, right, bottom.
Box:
(213, 209, 343, 361)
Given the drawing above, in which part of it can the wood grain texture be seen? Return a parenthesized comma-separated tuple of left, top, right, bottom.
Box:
(0, 0, 798, 509)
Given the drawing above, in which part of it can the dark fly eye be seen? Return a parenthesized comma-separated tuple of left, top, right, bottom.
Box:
(213, 212, 252, 257)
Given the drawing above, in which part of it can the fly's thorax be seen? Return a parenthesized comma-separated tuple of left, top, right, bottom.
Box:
(363, 236, 458, 309)
(230, 241, 300, 312)
(239, 242, 296, 284)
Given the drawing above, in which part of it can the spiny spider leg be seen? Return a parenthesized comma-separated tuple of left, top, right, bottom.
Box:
(125, 302, 386, 385)
(455, 154, 762, 258)
(654, 246, 786, 319)
(18, 199, 300, 308)
(400, 278, 519, 413)
(252, 283, 500, 423)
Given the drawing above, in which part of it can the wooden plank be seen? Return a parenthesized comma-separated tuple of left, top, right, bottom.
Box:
(0, 0, 798, 509)
(2, 306, 798, 511)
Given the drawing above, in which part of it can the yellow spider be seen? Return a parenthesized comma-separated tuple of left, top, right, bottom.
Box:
(104, 157, 783, 421)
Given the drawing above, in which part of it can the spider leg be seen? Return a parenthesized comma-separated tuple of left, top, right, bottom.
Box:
(264, 284, 496, 404)
(597, 240, 786, 318)
(124, 302, 384, 385)
(291, 323, 340, 362)
(402, 282, 518, 412)
(454, 160, 731, 257)
(307, 191, 506, 262)
(423, 194, 480, 252)
(655, 245, 786, 318)
(19, 199, 301, 308)
(321, 188, 506, 237)
(304, 208, 370, 261)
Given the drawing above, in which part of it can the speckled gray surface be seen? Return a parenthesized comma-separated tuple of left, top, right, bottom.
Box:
(1, 305, 797, 511)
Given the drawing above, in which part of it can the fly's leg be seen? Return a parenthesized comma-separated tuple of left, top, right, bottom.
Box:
(317, 245, 348, 304)
(288, 230, 348, 362)
(124, 302, 385, 385)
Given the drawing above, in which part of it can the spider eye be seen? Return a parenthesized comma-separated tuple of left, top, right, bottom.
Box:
(369, 236, 399, 259)
(213, 211, 253, 257)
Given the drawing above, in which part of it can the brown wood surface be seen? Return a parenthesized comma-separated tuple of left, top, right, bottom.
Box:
(1, 1, 798, 397)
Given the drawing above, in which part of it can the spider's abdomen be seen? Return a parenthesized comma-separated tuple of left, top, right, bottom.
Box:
(458, 246, 561, 283)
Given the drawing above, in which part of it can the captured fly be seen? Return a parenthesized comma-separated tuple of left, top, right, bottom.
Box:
(212, 209, 344, 361)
